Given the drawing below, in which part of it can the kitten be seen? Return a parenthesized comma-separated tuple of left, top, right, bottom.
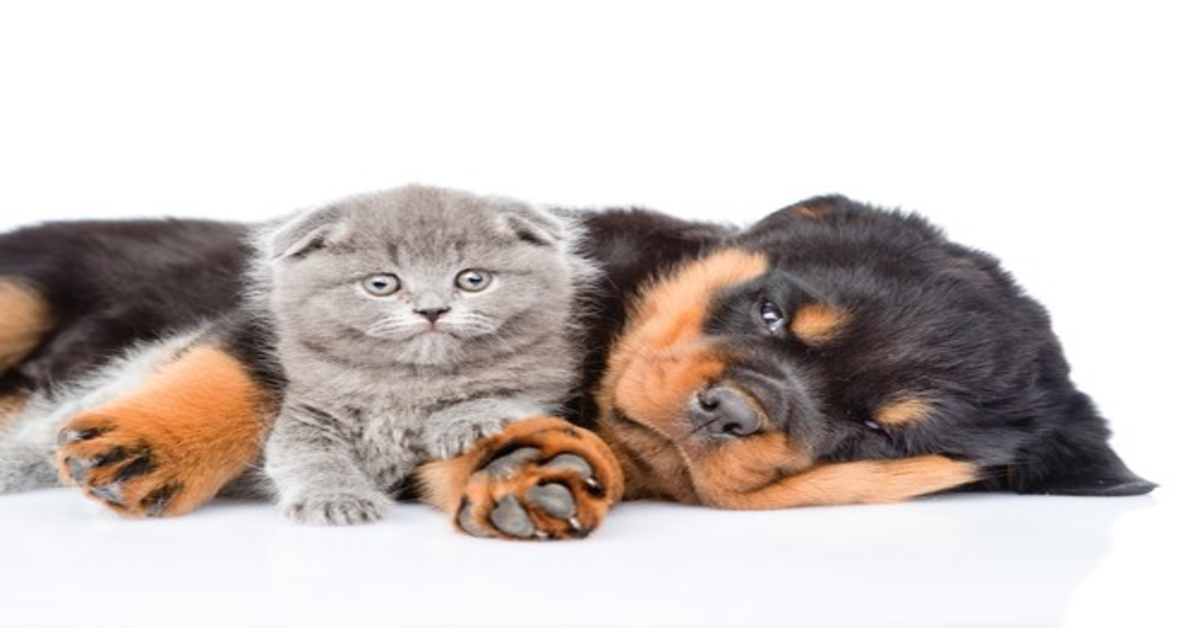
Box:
(258, 184, 596, 525)
(0, 185, 594, 526)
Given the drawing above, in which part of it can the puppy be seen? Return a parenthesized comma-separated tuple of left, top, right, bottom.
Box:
(0, 196, 1152, 539)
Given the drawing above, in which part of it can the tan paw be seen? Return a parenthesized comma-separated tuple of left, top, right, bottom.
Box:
(55, 406, 260, 517)
(55, 343, 273, 517)
(453, 419, 624, 540)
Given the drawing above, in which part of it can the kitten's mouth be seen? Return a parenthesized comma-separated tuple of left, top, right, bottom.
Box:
(420, 325, 457, 338)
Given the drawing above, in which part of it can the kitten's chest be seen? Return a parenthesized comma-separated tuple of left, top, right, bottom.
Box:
(346, 405, 428, 488)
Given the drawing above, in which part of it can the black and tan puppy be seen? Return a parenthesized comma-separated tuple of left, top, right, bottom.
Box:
(584, 198, 1154, 511)
(0, 196, 1153, 539)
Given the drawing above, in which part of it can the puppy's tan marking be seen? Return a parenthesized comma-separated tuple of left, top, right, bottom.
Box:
(600, 250, 768, 425)
(627, 249, 770, 351)
(0, 278, 53, 372)
(597, 249, 771, 495)
(875, 395, 933, 426)
(792, 203, 836, 220)
(687, 431, 813, 505)
(702, 455, 978, 509)
(790, 302, 847, 345)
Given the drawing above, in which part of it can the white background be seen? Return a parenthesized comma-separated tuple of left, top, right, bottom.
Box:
(1, 2, 1196, 627)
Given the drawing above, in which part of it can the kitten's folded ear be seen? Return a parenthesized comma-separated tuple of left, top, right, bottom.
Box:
(269, 204, 346, 259)
(497, 203, 568, 247)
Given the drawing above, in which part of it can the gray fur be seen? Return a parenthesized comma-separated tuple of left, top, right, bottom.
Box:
(259, 184, 596, 526)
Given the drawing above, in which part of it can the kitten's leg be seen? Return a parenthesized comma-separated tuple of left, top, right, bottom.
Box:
(55, 341, 273, 517)
(418, 417, 624, 540)
(264, 402, 391, 526)
(421, 398, 545, 460)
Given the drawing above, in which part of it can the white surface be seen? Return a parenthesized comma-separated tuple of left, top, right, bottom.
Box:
(1, 2, 1197, 627)
(0, 489, 1194, 628)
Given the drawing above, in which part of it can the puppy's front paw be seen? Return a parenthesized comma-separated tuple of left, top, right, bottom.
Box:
(453, 419, 624, 540)
(282, 490, 389, 526)
(425, 415, 510, 460)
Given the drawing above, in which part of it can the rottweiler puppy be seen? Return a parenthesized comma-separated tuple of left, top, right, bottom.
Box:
(0, 196, 1153, 539)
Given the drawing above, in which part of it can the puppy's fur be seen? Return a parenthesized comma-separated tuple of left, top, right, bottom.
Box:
(0, 219, 251, 392)
(0, 195, 1152, 539)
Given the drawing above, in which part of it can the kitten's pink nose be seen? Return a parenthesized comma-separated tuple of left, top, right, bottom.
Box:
(415, 306, 450, 323)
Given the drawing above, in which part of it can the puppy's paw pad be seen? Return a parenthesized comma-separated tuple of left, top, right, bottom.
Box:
(482, 447, 541, 478)
(526, 482, 576, 519)
(489, 494, 537, 538)
(454, 423, 619, 541)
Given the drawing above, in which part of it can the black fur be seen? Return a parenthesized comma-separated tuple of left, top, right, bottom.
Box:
(0, 218, 252, 392)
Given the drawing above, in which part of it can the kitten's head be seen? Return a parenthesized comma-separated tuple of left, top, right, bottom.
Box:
(260, 184, 589, 369)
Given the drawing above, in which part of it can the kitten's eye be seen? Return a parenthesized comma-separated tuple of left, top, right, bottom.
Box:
(361, 273, 402, 296)
(455, 269, 493, 292)
(759, 299, 786, 334)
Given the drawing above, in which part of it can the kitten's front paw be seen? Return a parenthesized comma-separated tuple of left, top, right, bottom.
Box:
(425, 415, 510, 460)
(283, 491, 389, 526)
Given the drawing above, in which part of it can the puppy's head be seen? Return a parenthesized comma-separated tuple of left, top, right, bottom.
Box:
(595, 197, 1152, 507)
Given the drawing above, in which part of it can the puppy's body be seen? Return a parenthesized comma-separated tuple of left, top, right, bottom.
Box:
(0, 219, 251, 391)
(0, 194, 1152, 538)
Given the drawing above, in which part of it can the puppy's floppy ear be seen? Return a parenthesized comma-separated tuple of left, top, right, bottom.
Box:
(1008, 401, 1156, 497)
(269, 204, 346, 260)
(496, 203, 567, 247)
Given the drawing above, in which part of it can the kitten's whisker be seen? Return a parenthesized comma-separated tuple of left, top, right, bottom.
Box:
(366, 316, 425, 339)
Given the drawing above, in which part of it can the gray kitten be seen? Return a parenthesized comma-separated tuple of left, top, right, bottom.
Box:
(259, 184, 595, 525)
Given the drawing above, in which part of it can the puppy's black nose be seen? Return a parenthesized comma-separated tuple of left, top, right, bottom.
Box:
(415, 306, 450, 323)
(691, 386, 762, 437)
